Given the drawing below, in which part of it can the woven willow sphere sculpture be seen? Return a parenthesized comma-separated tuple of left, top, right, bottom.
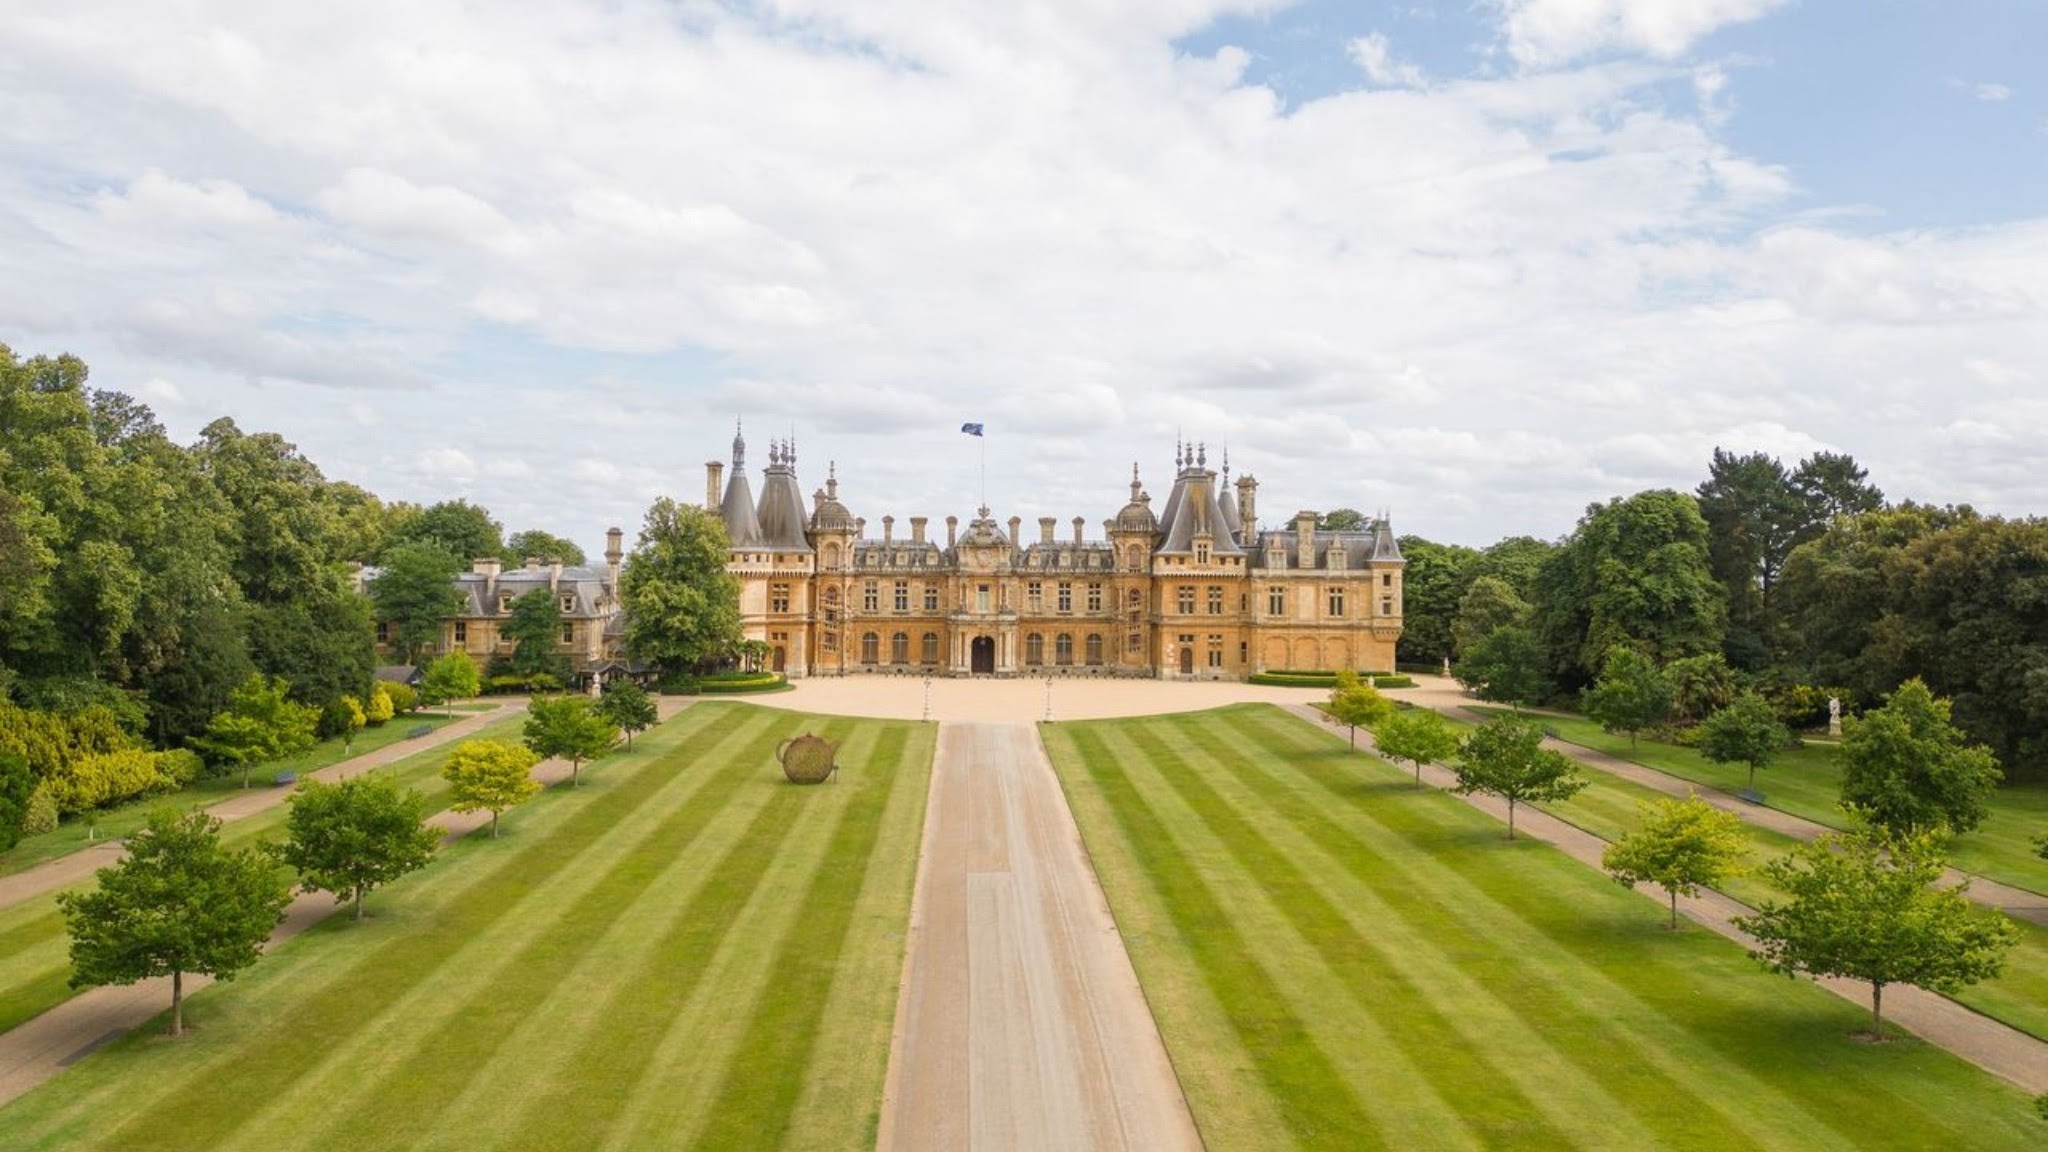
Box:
(778, 734, 838, 785)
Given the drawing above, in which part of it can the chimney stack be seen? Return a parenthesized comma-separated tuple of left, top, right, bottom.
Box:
(549, 560, 563, 591)
(946, 515, 958, 549)
(1295, 511, 1317, 568)
(1008, 517, 1023, 547)
(1237, 473, 1259, 539)
(882, 515, 895, 544)
(706, 460, 724, 512)
(474, 556, 500, 603)
(1039, 516, 1056, 544)
(911, 516, 928, 544)
(605, 527, 624, 588)
(1072, 517, 1085, 545)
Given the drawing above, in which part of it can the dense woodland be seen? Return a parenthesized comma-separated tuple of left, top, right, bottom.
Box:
(5, 339, 2048, 858)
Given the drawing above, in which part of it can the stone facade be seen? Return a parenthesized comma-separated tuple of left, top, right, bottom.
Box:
(714, 430, 1403, 679)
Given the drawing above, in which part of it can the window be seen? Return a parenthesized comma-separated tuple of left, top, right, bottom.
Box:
(560, 595, 576, 613)
(924, 585, 940, 611)
(1207, 587, 1224, 615)
(922, 632, 940, 664)
(894, 580, 909, 611)
(770, 583, 790, 613)
(1327, 587, 1346, 617)
(375, 621, 389, 643)
(823, 628, 838, 654)
(861, 632, 880, 663)
(891, 631, 910, 663)
(1085, 634, 1104, 665)
(1057, 582, 1072, 612)
(561, 623, 575, 644)
(499, 595, 514, 612)
(1055, 633, 1074, 665)
(977, 585, 991, 613)
(863, 581, 879, 612)
(1086, 582, 1102, 612)
(1207, 635, 1223, 668)
(1382, 573, 1393, 587)
(1128, 588, 1143, 608)
(1126, 544, 1143, 570)
(1383, 597, 1394, 616)
(1176, 586, 1195, 614)
(1195, 542, 1210, 563)
(1028, 580, 1043, 611)
(453, 622, 467, 644)
(1026, 634, 1045, 665)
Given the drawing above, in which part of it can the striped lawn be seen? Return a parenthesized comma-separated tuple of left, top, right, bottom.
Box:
(0, 702, 933, 1152)
(0, 716, 530, 1035)
(1042, 704, 2043, 1152)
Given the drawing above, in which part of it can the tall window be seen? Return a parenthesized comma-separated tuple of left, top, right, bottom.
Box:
(1086, 582, 1102, 612)
(1382, 597, 1394, 616)
(977, 584, 991, 613)
(1207, 635, 1223, 668)
(1028, 580, 1043, 611)
(921, 632, 940, 664)
(560, 595, 576, 613)
(863, 581, 879, 612)
(1383, 573, 1393, 587)
(1026, 633, 1045, 665)
(453, 622, 467, 644)
(561, 623, 574, 645)
(1176, 586, 1195, 614)
(860, 632, 879, 663)
(1327, 587, 1346, 617)
(924, 585, 940, 611)
(1267, 587, 1285, 616)
(1057, 582, 1072, 612)
(770, 583, 790, 612)
(1195, 542, 1210, 564)
(894, 580, 909, 611)
(1085, 634, 1104, 665)
(1207, 586, 1224, 615)
(891, 631, 910, 663)
(1054, 633, 1074, 665)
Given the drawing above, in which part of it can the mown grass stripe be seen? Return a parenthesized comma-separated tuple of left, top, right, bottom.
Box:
(87, 705, 761, 1152)
(688, 724, 914, 1149)
(1059, 723, 1386, 1151)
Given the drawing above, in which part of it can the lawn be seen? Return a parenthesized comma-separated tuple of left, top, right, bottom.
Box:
(1471, 706, 2048, 897)
(0, 710, 473, 879)
(1043, 704, 2043, 1151)
(0, 702, 933, 1152)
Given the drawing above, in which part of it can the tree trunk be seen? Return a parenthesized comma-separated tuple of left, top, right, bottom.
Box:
(1747, 764, 1758, 791)
(1348, 726, 1356, 750)
(491, 809, 501, 838)
(170, 970, 183, 1036)
(1413, 761, 1423, 787)
(242, 761, 253, 789)
(572, 759, 581, 787)
(1506, 799, 1517, 840)
(1870, 983, 1885, 1041)
(354, 884, 366, 921)
(1668, 889, 1679, 930)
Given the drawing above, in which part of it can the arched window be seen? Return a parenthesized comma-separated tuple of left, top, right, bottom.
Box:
(823, 541, 842, 569)
(860, 632, 879, 664)
(1126, 544, 1143, 570)
(1025, 633, 1045, 666)
(891, 631, 910, 663)
(1085, 634, 1104, 666)
(921, 632, 940, 664)
(1055, 633, 1074, 666)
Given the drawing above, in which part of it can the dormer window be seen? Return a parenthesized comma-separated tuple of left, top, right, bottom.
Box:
(559, 595, 576, 613)
(499, 595, 514, 612)
(1194, 542, 1210, 564)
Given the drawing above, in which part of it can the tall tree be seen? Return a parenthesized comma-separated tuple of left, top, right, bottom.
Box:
(1392, 536, 1477, 668)
(1695, 449, 1803, 669)
(442, 739, 541, 837)
(1789, 451, 1885, 532)
(523, 695, 618, 787)
(1840, 678, 2003, 835)
(505, 530, 587, 566)
(281, 773, 440, 921)
(619, 498, 742, 674)
(421, 651, 481, 714)
(1734, 826, 2018, 1040)
(1317, 508, 1368, 532)
(1603, 796, 1747, 928)
(1451, 716, 1586, 839)
(1581, 647, 1673, 750)
(368, 543, 463, 664)
(1372, 707, 1460, 787)
(247, 571, 375, 717)
(596, 681, 657, 748)
(1533, 490, 1724, 692)
(191, 674, 319, 788)
(502, 589, 569, 680)
(1696, 692, 1790, 793)
(385, 499, 503, 564)
(1452, 576, 1532, 657)
(1453, 624, 1550, 711)
(57, 808, 292, 1036)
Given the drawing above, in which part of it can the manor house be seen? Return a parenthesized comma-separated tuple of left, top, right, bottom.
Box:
(714, 429, 1403, 679)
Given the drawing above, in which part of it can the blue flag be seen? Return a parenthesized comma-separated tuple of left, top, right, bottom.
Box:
(960, 422, 984, 437)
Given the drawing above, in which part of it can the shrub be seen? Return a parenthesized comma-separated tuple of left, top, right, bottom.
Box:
(21, 784, 58, 838)
(46, 749, 182, 816)
(155, 748, 204, 788)
(697, 673, 788, 695)
(382, 682, 419, 714)
(1373, 675, 1415, 689)
(365, 683, 396, 726)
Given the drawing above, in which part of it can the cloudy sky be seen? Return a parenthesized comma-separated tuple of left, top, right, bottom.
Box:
(3, 1, 2044, 553)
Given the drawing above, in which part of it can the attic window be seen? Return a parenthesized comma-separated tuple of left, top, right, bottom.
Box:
(560, 595, 575, 613)
(499, 595, 514, 612)
(1195, 542, 1210, 563)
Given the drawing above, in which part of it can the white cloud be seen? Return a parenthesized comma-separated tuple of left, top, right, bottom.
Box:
(1349, 33, 1428, 89)
(1491, 0, 1790, 68)
(1975, 82, 2012, 102)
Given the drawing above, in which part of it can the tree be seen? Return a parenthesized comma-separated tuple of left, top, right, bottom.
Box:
(1581, 647, 1673, 750)
(1664, 652, 1736, 725)
(421, 651, 481, 714)
(1452, 625, 1550, 711)
(524, 695, 618, 787)
(1840, 678, 2003, 835)
(0, 749, 34, 852)
(1372, 707, 1460, 787)
(1325, 672, 1393, 749)
(1451, 717, 1586, 839)
(191, 674, 319, 788)
(1317, 508, 1368, 532)
(1696, 692, 1790, 793)
(1734, 826, 2018, 1040)
(505, 529, 586, 567)
(596, 681, 657, 748)
(364, 682, 395, 726)
(331, 695, 366, 755)
(1602, 796, 1748, 928)
(442, 739, 541, 838)
(384, 499, 504, 564)
(57, 807, 292, 1036)
(280, 773, 440, 921)
(1452, 576, 1532, 658)
(1696, 449, 1803, 668)
(619, 498, 742, 674)
(246, 573, 375, 719)
(367, 542, 462, 664)
(502, 588, 569, 680)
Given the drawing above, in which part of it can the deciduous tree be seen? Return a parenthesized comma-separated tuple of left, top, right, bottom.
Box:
(442, 739, 541, 837)
(0, 749, 33, 852)
(1451, 717, 1586, 839)
(1603, 795, 1747, 928)
(281, 773, 439, 921)
(191, 674, 319, 789)
(57, 808, 292, 1035)
(619, 498, 742, 674)
(1734, 826, 2018, 1040)
(1372, 707, 1460, 787)
(421, 651, 481, 714)
(596, 681, 657, 748)
(1840, 678, 2002, 835)
(384, 499, 504, 564)
(368, 543, 462, 665)
(502, 589, 569, 681)
(1452, 625, 1550, 711)
(505, 529, 586, 566)
(1326, 672, 1393, 749)
(1581, 647, 1673, 750)
(1696, 692, 1790, 793)
(524, 695, 618, 787)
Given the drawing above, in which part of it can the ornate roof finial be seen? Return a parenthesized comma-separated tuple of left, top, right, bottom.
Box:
(1175, 435, 1184, 469)
(732, 418, 747, 469)
(1221, 445, 1230, 480)
(826, 460, 838, 499)
(1130, 462, 1143, 500)
(1197, 442, 1207, 468)
(787, 429, 796, 467)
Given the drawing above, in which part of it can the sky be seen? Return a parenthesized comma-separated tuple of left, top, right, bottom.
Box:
(2, 0, 2044, 554)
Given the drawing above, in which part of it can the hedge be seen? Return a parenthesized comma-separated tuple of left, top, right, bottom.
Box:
(693, 673, 791, 695)
(1372, 675, 1416, 689)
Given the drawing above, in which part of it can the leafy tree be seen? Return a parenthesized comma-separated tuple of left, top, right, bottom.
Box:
(1317, 508, 1368, 532)
(421, 651, 481, 714)
(57, 807, 292, 1035)
(280, 773, 440, 921)
(1581, 647, 1673, 750)
(596, 681, 657, 748)
(0, 749, 33, 852)
(364, 682, 396, 726)
(1664, 652, 1737, 725)
(1696, 449, 1803, 667)
(1789, 451, 1885, 532)
(1696, 692, 1790, 792)
(1451, 717, 1586, 839)
(247, 573, 375, 719)
(367, 542, 462, 664)
(442, 739, 541, 837)
(331, 695, 367, 754)
(1602, 795, 1747, 928)
(1840, 678, 2003, 835)
(524, 695, 618, 787)
(191, 674, 319, 789)
(619, 498, 742, 674)
(505, 529, 586, 566)
(1452, 625, 1550, 711)
(1372, 707, 1460, 787)
(385, 499, 503, 564)
(1452, 576, 1532, 657)
(1774, 503, 1962, 703)
(1734, 825, 2018, 1040)
(383, 681, 419, 715)
(503, 589, 569, 680)
(1391, 536, 1477, 668)
(1325, 672, 1393, 749)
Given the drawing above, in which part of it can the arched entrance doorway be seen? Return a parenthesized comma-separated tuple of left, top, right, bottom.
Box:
(970, 636, 996, 675)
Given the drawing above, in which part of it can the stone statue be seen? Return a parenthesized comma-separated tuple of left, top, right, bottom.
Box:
(1827, 696, 1842, 739)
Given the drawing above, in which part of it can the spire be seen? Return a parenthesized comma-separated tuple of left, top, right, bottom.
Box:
(731, 418, 747, 470)
(1197, 443, 1207, 468)
(1221, 446, 1230, 481)
(826, 460, 839, 500)
(1130, 462, 1142, 500)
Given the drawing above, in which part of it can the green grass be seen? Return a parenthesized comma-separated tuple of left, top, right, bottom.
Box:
(1470, 706, 2048, 896)
(0, 703, 933, 1152)
(1042, 705, 2043, 1151)
(0, 712, 474, 879)
(0, 716, 529, 1036)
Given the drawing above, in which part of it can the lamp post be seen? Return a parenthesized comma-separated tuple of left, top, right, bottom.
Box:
(1044, 674, 1054, 723)
(923, 672, 933, 722)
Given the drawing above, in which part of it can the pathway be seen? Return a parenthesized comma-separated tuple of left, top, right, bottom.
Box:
(1287, 703, 2048, 1095)
(0, 701, 528, 915)
(876, 723, 1201, 1152)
